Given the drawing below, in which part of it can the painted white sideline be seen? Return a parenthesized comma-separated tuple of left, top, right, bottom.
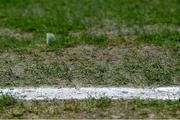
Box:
(0, 87, 180, 100)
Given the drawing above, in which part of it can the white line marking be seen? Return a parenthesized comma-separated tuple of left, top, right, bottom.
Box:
(0, 87, 180, 100)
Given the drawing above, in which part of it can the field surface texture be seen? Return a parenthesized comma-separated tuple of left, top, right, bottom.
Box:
(0, 0, 179, 119)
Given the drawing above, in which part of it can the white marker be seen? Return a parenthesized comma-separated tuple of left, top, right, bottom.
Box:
(46, 33, 55, 44)
(0, 87, 180, 100)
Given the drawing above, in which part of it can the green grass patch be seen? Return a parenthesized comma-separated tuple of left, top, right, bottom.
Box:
(0, 98, 179, 119)
(137, 29, 180, 50)
(0, 35, 32, 50)
(0, 94, 16, 110)
(86, 96, 112, 109)
(0, 0, 180, 32)
(0, 0, 179, 50)
(47, 33, 107, 51)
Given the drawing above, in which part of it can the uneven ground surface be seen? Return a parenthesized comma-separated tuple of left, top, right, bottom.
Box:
(0, 44, 179, 87)
(0, 97, 180, 119)
(0, 0, 179, 119)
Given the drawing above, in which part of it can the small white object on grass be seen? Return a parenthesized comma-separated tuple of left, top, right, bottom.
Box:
(46, 33, 55, 44)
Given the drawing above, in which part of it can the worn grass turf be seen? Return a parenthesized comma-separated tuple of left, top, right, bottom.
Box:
(0, 44, 179, 87)
(0, 1, 180, 118)
(0, 0, 179, 86)
(0, 95, 179, 119)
